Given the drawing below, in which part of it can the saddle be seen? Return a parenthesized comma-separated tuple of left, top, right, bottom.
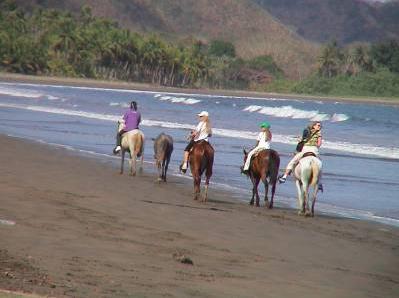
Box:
(302, 152, 316, 158)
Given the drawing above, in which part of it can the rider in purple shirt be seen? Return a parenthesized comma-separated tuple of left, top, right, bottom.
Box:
(113, 101, 141, 154)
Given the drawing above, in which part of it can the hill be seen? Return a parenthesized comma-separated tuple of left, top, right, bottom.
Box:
(15, 0, 320, 79)
(252, 0, 399, 44)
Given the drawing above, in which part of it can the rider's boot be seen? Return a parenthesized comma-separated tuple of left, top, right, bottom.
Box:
(113, 146, 121, 155)
(278, 169, 291, 184)
(180, 151, 189, 174)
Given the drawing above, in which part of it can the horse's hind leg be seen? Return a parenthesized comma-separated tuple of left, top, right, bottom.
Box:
(138, 154, 144, 174)
(193, 174, 201, 200)
(120, 151, 125, 174)
(310, 186, 318, 217)
(295, 180, 305, 215)
(269, 178, 277, 209)
(262, 174, 270, 208)
(163, 158, 170, 182)
(253, 177, 261, 207)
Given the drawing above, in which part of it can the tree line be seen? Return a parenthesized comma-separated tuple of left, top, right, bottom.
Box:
(0, 2, 282, 89)
(1, 1, 397, 97)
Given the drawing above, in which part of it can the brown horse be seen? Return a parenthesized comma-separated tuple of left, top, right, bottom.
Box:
(189, 140, 214, 202)
(242, 149, 280, 208)
(153, 133, 173, 182)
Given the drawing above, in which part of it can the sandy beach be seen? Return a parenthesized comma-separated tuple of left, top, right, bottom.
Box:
(0, 134, 398, 298)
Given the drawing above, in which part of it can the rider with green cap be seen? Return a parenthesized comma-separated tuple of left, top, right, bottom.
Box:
(241, 121, 272, 174)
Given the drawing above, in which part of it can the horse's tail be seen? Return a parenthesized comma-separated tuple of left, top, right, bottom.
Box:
(310, 159, 320, 186)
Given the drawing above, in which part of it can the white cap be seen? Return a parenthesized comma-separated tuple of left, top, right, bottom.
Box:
(197, 111, 209, 117)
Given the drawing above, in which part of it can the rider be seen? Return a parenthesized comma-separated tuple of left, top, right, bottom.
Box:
(278, 121, 323, 191)
(241, 121, 272, 174)
(113, 100, 141, 154)
(180, 111, 212, 173)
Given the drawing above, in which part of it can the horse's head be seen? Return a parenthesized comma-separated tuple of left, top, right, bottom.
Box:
(117, 119, 125, 132)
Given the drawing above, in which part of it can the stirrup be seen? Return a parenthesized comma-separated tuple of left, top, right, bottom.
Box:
(278, 175, 286, 184)
(318, 184, 324, 192)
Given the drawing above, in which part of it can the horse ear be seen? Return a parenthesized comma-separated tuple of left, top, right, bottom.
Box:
(243, 148, 247, 155)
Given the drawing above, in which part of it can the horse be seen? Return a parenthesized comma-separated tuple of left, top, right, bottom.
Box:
(293, 153, 322, 217)
(117, 121, 145, 176)
(189, 140, 214, 202)
(242, 149, 280, 208)
(153, 133, 173, 182)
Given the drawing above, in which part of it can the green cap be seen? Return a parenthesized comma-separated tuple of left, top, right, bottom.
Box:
(260, 121, 270, 129)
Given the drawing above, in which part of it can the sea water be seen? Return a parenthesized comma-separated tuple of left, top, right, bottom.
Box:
(1, 82, 398, 227)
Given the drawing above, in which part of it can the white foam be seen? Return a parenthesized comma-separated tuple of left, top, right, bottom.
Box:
(0, 86, 43, 98)
(0, 82, 290, 102)
(243, 105, 348, 122)
(156, 95, 201, 105)
(109, 102, 129, 108)
(1, 102, 398, 159)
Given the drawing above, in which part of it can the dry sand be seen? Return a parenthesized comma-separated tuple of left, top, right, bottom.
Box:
(0, 134, 398, 298)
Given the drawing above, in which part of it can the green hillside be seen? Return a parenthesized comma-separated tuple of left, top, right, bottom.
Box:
(15, 0, 320, 79)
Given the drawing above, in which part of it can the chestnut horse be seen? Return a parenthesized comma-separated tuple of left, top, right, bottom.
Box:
(242, 149, 280, 208)
(189, 140, 214, 202)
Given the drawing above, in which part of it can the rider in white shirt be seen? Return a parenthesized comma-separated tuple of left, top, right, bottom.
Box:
(241, 121, 272, 174)
(180, 111, 212, 173)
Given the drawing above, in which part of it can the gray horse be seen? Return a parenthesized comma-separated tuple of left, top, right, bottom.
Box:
(153, 133, 173, 182)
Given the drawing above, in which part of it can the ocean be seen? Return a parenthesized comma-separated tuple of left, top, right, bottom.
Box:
(1, 81, 398, 227)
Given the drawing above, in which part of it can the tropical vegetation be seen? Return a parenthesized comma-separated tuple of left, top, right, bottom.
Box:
(0, 1, 398, 98)
(0, 2, 282, 90)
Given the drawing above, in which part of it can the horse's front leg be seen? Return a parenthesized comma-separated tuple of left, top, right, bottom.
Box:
(249, 175, 256, 205)
(120, 150, 125, 174)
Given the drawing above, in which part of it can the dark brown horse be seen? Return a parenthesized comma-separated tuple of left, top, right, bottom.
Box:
(189, 140, 214, 202)
(242, 149, 280, 208)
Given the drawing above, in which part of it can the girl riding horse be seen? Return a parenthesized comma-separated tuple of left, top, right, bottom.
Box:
(180, 111, 212, 173)
(279, 121, 323, 192)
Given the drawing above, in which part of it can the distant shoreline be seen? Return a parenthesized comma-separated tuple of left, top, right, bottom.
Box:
(1, 72, 398, 106)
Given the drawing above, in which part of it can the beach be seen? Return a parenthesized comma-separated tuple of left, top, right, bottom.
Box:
(1, 134, 398, 298)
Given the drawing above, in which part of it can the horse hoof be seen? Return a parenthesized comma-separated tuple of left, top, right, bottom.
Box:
(298, 210, 305, 216)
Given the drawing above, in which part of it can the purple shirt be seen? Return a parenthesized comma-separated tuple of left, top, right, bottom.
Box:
(123, 109, 141, 131)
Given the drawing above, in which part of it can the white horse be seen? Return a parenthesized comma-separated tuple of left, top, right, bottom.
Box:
(293, 154, 322, 217)
(118, 121, 145, 176)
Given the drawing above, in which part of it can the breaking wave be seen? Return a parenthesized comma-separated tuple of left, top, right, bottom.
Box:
(1, 102, 398, 160)
(243, 105, 349, 122)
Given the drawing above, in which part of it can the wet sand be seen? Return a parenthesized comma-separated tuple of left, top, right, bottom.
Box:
(0, 134, 398, 298)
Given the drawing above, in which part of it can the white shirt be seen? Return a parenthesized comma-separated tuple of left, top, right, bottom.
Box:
(194, 121, 209, 142)
(256, 131, 271, 149)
